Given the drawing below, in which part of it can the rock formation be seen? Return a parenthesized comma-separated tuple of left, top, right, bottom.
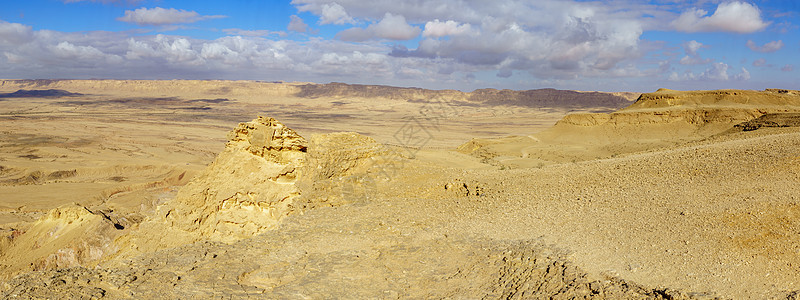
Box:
(159, 116, 308, 243)
(132, 116, 386, 247)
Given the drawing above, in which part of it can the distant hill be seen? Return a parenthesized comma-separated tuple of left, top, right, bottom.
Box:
(0, 89, 83, 98)
(295, 82, 637, 109)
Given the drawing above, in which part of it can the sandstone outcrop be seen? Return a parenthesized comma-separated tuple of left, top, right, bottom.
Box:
(139, 116, 386, 246)
(160, 116, 308, 243)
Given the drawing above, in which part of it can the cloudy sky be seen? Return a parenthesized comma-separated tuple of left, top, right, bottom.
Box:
(0, 0, 798, 92)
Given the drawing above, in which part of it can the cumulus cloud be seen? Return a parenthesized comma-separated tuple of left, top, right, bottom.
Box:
(288, 15, 309, 33)
(752, 58, 766, 67)
(683, 40, 704, 56)
(51, 41, 124, 65)
(734, 67, 750, 80)
(702, 62, 730, 81)
(782, 64, 794, 72)
(672, 1, 769, 33)
(0, 20, 33, 45)
(125, 35, 205, 65)
(418, 14, 640, 77)
(679, 40, 710, 65)
(293, 0, 679, 80)
(319, 2, 354, 25)
(337, 13, 420, 41)
(423, 19, 471, 38)
(746, 40, 784, 53)
(670, 62, 750, 81)
(369, 13, 420, 40)
(117, 7, 226, 26)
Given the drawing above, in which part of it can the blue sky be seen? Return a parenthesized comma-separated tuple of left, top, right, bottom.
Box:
(0, 0, 798, 92)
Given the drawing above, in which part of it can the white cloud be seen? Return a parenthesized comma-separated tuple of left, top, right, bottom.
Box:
(371, 13, 420, 40)
(0, 20, 33, 45)
(670, 63, 750, 82)
(746, 40, 784, 53)
(117, 7, 226, 26)
(319, 2, 354, 25)
(54, 41, 102, 59)
(782, 65, 794, 72)
(423, 19, 472, 38)
(679, 55, 711, 65)
(752, 58, 766, 67)
(292, 0, 672, 80)
(288, 15, 309, 33)
(701, 62, 729, 81)
(672, 1, 769, 33)
(679, 40, 710, 65)
(124, 34, 205, 66)
(683, 40, 704, 56)
(734, 67, 750, 80)
(337, 13, 420, 41)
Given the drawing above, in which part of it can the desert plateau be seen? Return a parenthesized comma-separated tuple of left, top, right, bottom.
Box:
(0, 79, 797, 299)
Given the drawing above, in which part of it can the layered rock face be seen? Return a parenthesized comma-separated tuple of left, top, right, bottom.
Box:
(556, 88, 800, 129)
(227, 116, 307, 165)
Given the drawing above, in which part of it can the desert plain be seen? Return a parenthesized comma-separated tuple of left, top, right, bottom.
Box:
(0, 79, 799, 299)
